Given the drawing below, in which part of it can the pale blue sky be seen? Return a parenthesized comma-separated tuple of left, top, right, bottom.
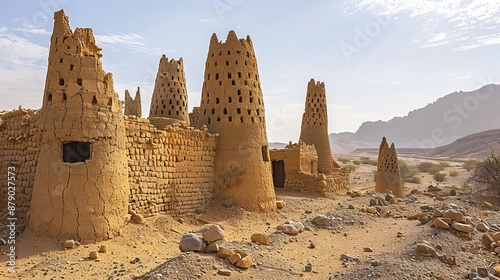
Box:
(1, 0, 499, 142)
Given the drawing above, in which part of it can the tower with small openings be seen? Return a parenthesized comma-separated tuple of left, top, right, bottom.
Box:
(149, 55, 189, 125)
(375, 137, 403, 197)
(299, 79, 340, 175)
(195, 30, 276, 211)
(28, 10, 129, 242)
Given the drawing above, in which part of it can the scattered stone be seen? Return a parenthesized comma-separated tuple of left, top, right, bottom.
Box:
(130, 257, 140, 264)
(478, 267, 489, 277)
(98, 244, 108, 253)
(340, 253, 359, 262)
(218, 269, 232, 276)
(179, 233, 205, 252)
(312, 215, 330, 226)
(418, 216, 430, 225)
(427, 185, 442, 192)
(228, 253, 242, 265)
(206, 239, 227, 253)
(217, 247, 234, 259)
(443, 209, 465, 222)
(304, 263, 312, 272)
(385, 194, 395, 202)
(433, 218, 451, 230)
(452, 223, 473, 233)
(477, 222, 490, 232)
(64, 240, 76, 249)
(493, 264, 500, 275)
(288, 221, 304, 232)
(222, 198, 234, 207)
(370, 259, 382, 267)
(366, 207, 378, 214)
(396, 232, 403, 238)
(415, 242, 436, 257)
(251, 233, 269, 245)
(128, 209, 137, 217)
(389, 197, 398, 204)
(481, 233, 493, 250)
(202, 225, 225, 242)
(432, 210, 442, 217)
(309, 242, 315, 249)
(348, 204, 354, 209)
(492, 232, 500, 242)
(89, 251, 99, 260)
(281, 225, 299, 236)
(133, 214, 144, 224)
(483, 201, 493, 208)
(276, 200, 285, 209)
(177, 218, 185, 224)
(450, 189, 457, 196)
(363, 247, 373, 252)
(235, 255, 253, 269)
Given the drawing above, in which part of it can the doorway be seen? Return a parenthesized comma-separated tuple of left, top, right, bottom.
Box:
(272, 160, 285, 188)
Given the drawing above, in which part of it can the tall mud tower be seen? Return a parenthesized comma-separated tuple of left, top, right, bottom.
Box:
(197, 31, 276, 211)
(149, 55, 189, 125)
(124, 87, 142, 117)
(29, 10, 129, 242)
(299, 79, 339, 175)
(375, 137, 404, 197)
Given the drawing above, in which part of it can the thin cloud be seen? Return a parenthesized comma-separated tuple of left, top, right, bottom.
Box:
(0, 26, 7, 33)
(95, 33, 148, 52)
(14, 23, 50, 35)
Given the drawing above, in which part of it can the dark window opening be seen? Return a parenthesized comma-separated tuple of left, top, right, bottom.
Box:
(228, 116, 232, 122)
(240, 116, 243, 123)
(208, 118, 211, 124)
(239, 96, 243, 102)
(249, 97, 253, 103)
(272, 160, 285, 188)
(63, 142, 91, 163)
(228, 50, 230, 55)
(216, 98, 220, 104)
(60, 58, 63, 63)
(237, 108, 241, 114)
(211, 108, 215, 114)
(247, 109, 251, 115)
(62, 93, 67, 102)
(238, 72, 242, 78)
(237, 89, 241, 95)
(228, 97, 232, 103)
(228, 73, 232, 79)
(77, 78, 82, 86)
(251, 117, 255, 123)
(226, 61, 229, 66)
(217, 117, 221, 122)
(92, 95, 97, 105)
(223, 108, 227, 115)
(59, 78, 65, 86)
(231, 80, 235, 86)
(70, 64, 74, 71)
(108, 98, 112, 107)
(47, 94, 52, 102)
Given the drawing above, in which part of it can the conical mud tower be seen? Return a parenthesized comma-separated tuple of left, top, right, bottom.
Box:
(28, 10, 129, 242)
(375, 137, 404, 197)
(149, 55, 189, 125)
(196, 31, 276, 211)
(299, 79, 340, 175)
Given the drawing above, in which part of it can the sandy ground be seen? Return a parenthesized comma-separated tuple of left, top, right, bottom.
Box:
(1, 156, 500, 280)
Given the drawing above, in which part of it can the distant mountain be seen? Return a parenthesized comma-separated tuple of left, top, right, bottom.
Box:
(269, 142, 287, 149)
(329, 132, 376, 154)
(348, 84, 500, 148)
(426, 128, 500, 159)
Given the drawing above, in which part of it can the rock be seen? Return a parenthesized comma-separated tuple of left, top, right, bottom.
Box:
(389, 197, 398, 204)
(309, 242, 315, 249)
(228, 253, 242, 265)
(348, 204, 354, 209)
(396, 232, 403, 238)
(418, 216, 430, 224)
(281, 225, 299, 235)
(415, 243, 436, 257)
(385, 194, 395, 202)
(179, 233, 205, 252)
(218, 269, 232, 276)
(369, 198, 376, 206)
(363, 247, 373, 252)
(312, 215, 330, 226)
(304, 263, 312, 272)
(340, 253, 359, 261)
(217, 247, 234, 258)
(432, 218, 451, 230)
(98, 244, 108, 253)
(64, 240, 75, 249)
(177, 218, 185, 224)
(477, 222, 490, 232)
(478, 267, 489, 277)
(288, 221, 304, 232)
(128, 209, 137, 217)
(407, 213, 431, 220)
(432, 210, 442, 217)
(450, 189, 457, 196)
(233, 249, 249, 258)
(427, 185, 442, 192)
(276, 200, 285, 209)
(494, 247, 500, 254)
(89, 251, 99, 260)
(483, 201, 493, 208)
(134, 214, 144, 224)
(443, 209, 465, 222)
(481, 233, 493, 250)
(130, 257, 140, 264)
(206, 239, 227, 253)
(235, 255, 253, 269)
(493, 264, 500, 275)
(202, 225, 225, 242)
(222, 198, 234, 207)
(370, 259, 382, 267)
(492, 232, 500, 242)
(366, 207, 378, 214)
(452, 222, 473, 233)
(251, 233, 269, 245)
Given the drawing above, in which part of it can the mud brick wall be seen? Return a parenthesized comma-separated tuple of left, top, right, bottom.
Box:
(124, 116, 217, 216)
(0, 109, 40, 228)
(285, 169, 349, 197)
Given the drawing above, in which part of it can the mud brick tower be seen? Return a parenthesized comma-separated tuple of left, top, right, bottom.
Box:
(299, 79, 339, 175)
(28, 10, 129, 242)
(196, 31, 276, 211)
(375, 137, 404, 197)
(149, 55, 189, 125)
(124, 87, 142, 117)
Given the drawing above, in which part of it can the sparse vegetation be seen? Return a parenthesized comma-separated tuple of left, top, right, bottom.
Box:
(465, 152, 500, 194)
(449, 170, 459, 177)
(399, 160, 421, 184)
(337, 157, 350, 164)
(427, 165, 445, 175)
(352, 160, 361, 165)
(359, 156, 378, 166)
(343, 164, 358, 172)
(463, 159, 478, 171)
(417, 162, 434, 172)
(433, 172, 447, 182)
(438, 161, 450, 167)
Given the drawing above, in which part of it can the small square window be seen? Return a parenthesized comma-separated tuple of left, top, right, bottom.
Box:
(63, 142, 91, 163)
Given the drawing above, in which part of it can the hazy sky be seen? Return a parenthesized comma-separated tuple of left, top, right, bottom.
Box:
(1, 0, 499, 142)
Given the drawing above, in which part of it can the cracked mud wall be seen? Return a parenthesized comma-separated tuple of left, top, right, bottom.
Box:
(125, 117, 217, 216)
(299, 79, 341, 175)
(196, 31, 276, 212)
(28, 10, 129, 243)
(0, 109, 40, 229)
(375, 137, 404, 197)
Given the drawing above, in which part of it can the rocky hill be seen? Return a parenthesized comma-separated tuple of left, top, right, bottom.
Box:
(426, 128, 500, 159)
